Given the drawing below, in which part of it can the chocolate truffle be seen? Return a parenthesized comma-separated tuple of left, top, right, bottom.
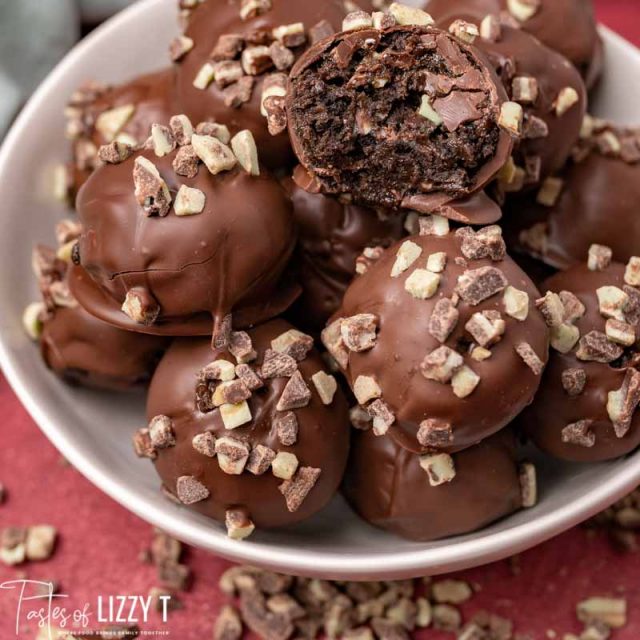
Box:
(287, 18, 513, 213)
(64, 68, 177, 199)
(521, 254, 640, 462)
(323, 224, 549, 454)
(506, 124, 640, 271)
(471, 26, 586, 191)
(343, 428, 531, 541)
(72, 117, 297, 337)
(424, 0, 603, 89)
(27, 239, 167, 391)
(284, 175, 404, 334)
(141, 319, 350, 535)
(173, 0, 373, 170)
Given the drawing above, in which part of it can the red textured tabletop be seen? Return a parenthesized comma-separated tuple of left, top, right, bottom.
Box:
(1, 1, 640, 638)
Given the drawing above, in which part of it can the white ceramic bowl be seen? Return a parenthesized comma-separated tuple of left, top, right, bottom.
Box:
(1, 0, 639, 580)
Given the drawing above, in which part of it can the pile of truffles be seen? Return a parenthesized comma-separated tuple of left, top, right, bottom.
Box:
(24, 0, 638, 544)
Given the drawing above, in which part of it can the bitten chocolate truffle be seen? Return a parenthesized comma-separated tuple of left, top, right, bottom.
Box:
(141, 319, 350, 536)
(173, 0, 373, 169)
(506, 124, 640, 271)
(71, 117, 297, 337)
(472, 26, 586, 192)
(284, 175, 404, 334)
(27, 238, 167, 391)
(63, 68, 177, 200)
(287, 16, 513, 213)
(424, 0, 603, 89)
(324, 223, 549, 454)
(343, 428, 531, 541)
(520, 254, 640, 462)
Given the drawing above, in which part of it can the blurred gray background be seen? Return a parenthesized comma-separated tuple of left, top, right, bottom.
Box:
(0, 0, 137, 136)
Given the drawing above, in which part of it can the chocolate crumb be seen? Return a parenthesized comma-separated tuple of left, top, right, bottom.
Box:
(623, 285, 640, 326)
(133, 428, 157, 460)
(311, 371, 338, 405)
(98, 141, 133, 164)
(148, 415, 176, 449)
(192, 432, 216, 457)
(224, 76, 256, 108)
(169, 35, 194, 62)
(24, 526, 57, 561)
(276, 371, 311, 411)
(176, 476, 210, 505)
(561, 368, 587, 396)
(226, 508, 256, 541)
(216, 437, 251, 475)
(367, 399, 395, 436)
(562, 420, 596, 448)
(274, 411, 298, 446)
(261, 349, 298, 379)
(519, 462, 537, 508)
(421, 346, 463, 383)
(121, 288, 160, 326)
(279, 467, 321, 512)
(214, 604, 244, 640)
(428, 298, 460, 343)
(263, 95, 287, 136)
(607, 368, 640, 438)
(150, 530, 182, 566)
(515, 342, 545, 375)
(456, 267, 508, 306)
(576, 331, 623, 363)
(536, 291, 565, 328)
(321, 319, 349, 369)
(213, 314, 233, 350)
(213, 379, 252, 408)
(588, 244, 613, 272)
(341, 314, 378, 352)
(465, 310, 505, 348)
(240, 589, 294, 640)
(269, 41, 295, 71)
(133, 156, 172, 217)
(173, 144, 200, 178)
(271, 329, 314, 361)
(559, 290, 586, 323)
(246, 444, 277, 476)
(350, 406, 372, 431)
(211, 34, 245, 61)
(456, 226, 506, 261)
(417, 419, 453, 449)
(235, 364, 264, 390)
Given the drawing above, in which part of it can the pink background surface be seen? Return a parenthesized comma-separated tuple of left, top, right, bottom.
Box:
(1, 1, 640, 637)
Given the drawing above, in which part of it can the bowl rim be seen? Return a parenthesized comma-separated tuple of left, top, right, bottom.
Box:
(1, 0, 640, 579)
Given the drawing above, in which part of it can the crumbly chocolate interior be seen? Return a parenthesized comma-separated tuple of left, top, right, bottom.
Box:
(290, 28, 501, 208)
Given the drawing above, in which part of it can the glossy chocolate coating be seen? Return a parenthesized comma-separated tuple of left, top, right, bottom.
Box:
(287, 25, 513, 212)
(68, 68, 177, 198)
(474, 26, 586, 186)
(174, 0, 371, 170)
(41, 304, 168, 391)
(334, 231, 549, 453)
(73, 146, 297, 336)
(343, 428, 522, 541)
(521, 263, 640, 462)
(284, 178, 405, 334)
(424, 0, 603, 89)
(504, 149, 640, 271)
(147, 319, 350, 528)
(35, 242, 168, 390)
